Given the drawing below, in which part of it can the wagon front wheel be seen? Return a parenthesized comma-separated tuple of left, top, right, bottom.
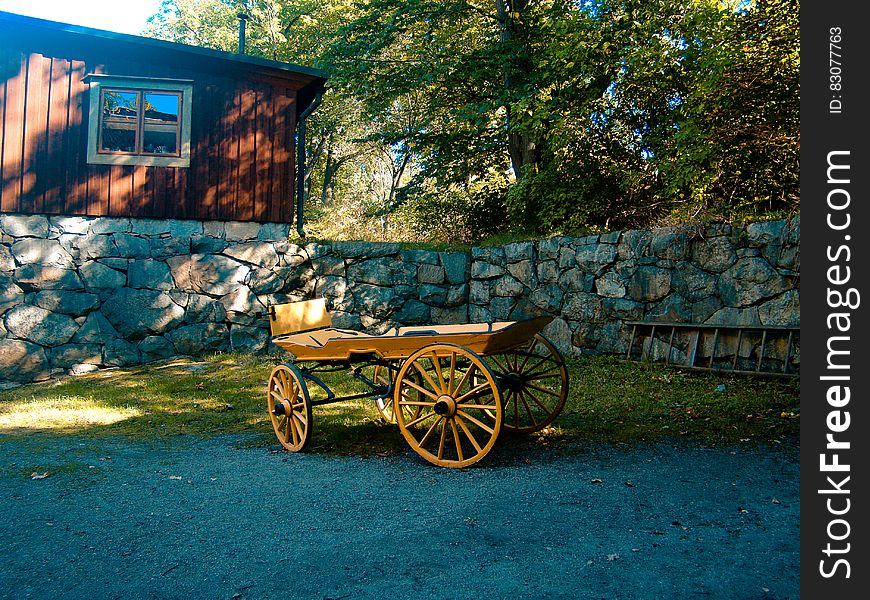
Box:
(267, 364, 312, 452)
(394, 344, 502, 468)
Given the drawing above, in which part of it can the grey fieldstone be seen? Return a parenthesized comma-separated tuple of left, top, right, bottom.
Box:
(168, 323, 229, 355)
(471, 261, 506, 279)
(79, 261, 126, 290)
(50, 216, 92, 235)
(672, 262, 718, 302)
(562, 292, 604, 323)
(113, 234, 152, 259)
(718, 257, 788, 308)
(746, 220, 786, 247)
(256, 222, 290, 241)
(558, 269, 594, 293)
(417, 264, 446, 285)
(393, 299, 430, 324)
(0, 245, 14, 272)
(221, 286, 266, 324)
(312, 255, 345, 277)
(1, 214, 49, 238)
(149, 235, 191, 259)
(103, 338, 140, 366)
(469, 281, 490, 305)
(536, 260, 560, 285)
(626, 266, 671, 302)
(418, 284, 448, 306)
(1, 277, 25, 312)
(203, 221, 225, 238)
(191, 235, 228, 254)
(445, 284, 469, 307)
(469, 304, 493, 323)
(601, 298, 645, 321)
(400, 249, 440, 265)
(617, 229, 652, 261)
(5, 304, 79, 347)
(574, 244, 617, 275)
(506, 260, 536, 288)
(691, 297, 724, 323)
(431, 305, 467, 325)
(441, 253, 469, 285)
(11, 238, 75, 267)
(167, 254, 250, 296)
(224, 221, 262, 242)
(706, 306, 762, 327)
(14, 264, 84, 291)
(645, 294, 692, 323)
(541, 318, 574, 357)
(330, 311, 362, 331)
(491, 275, 524, 298)
(347, 258, 399, 286)
(78, 235, 118, 260)
(128, 260, 174, 290)
(504, 241, 534, 263)
(90, 218, 130, 234)
(595, 272, 626, 298)
(528, 285, 564, 314)
(32, 290, 100, 317)
(351, 284, 402, 320)
(223, 242, 280, 269)
(536, 237, 565, 261)
(138, 336, 177, 362)
(0, 339, 49, 382)
(490, 297, 515, 320)
(692, 236, 737, 273)
(101, 288, 185, 339)
(649, 229, 689, 261)
(184, 293, 228, 323)
(230, 325, 271, 352)
(758, 290, 800, 327)
(49, 344, 102, 369)
(331, 241, 400, 259)
(72, 312, 120, 343)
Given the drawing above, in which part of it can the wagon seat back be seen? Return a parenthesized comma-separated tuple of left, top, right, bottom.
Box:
(268, 298, 332, 337)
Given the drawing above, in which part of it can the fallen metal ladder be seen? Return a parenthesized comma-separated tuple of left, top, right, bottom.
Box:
(624, 322, 799, 377)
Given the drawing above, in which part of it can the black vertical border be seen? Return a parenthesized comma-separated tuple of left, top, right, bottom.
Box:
(801, 0, 869, 595)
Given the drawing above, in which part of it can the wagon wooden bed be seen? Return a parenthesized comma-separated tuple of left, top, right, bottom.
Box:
(266, 299, 568, 467)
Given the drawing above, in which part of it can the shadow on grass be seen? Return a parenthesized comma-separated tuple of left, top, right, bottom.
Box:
(0, 353, 800, 460)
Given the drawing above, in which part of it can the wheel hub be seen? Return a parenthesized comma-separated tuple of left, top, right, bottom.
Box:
(273, 399, 293, 416)
(500, 372, 525, 392)
(433, 395, 457, 417)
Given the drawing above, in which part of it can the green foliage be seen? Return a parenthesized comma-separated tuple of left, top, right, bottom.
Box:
(145, 0, 800, 242)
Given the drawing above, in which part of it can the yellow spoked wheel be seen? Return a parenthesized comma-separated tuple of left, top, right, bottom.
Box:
(488, 334, 568, 433)
(394, 344, 502, 468)
(267, 364, 312, 452)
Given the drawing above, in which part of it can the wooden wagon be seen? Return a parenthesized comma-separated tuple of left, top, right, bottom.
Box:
(266, 299, 568, 467)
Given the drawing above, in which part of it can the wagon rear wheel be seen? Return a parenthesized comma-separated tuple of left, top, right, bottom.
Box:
(394, 344, 502, 468)
(267, 364, 312, 452)
(489, 334, 568, 433)
(374, 363, 424, 424)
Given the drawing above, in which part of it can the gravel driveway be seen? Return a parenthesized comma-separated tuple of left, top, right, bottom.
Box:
(0, 434, 799, 599)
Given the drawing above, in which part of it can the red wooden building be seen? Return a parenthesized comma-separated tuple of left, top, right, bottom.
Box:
(0, 11, 327, 223)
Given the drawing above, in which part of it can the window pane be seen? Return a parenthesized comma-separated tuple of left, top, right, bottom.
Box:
(142, 93, 180, 155)
(100, 90, 138, 153)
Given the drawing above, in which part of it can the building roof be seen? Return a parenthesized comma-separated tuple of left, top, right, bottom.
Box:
(0, 10, 329, 87)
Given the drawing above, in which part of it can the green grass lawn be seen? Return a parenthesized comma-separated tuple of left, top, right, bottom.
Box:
(0, 352, 799, 456)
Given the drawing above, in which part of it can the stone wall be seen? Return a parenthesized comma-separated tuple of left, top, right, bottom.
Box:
(0, 213, 799, 387)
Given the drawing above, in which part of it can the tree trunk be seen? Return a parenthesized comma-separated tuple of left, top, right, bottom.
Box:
(495, 0, 540, 179)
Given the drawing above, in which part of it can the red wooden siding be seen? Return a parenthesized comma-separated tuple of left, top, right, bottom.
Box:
(0, 45, 302, 223)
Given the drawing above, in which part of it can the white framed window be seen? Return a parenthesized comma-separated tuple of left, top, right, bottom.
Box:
(84, 75, 193, 167)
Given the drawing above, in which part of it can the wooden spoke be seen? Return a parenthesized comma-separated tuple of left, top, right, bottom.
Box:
(394, 344, 502, 468)
(266, 364, 313, 452)
(372, 363, 398, 423)
(493, 334, 569, 434)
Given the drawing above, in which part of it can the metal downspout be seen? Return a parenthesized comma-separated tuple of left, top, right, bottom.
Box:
(296, 91, 324, 238)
